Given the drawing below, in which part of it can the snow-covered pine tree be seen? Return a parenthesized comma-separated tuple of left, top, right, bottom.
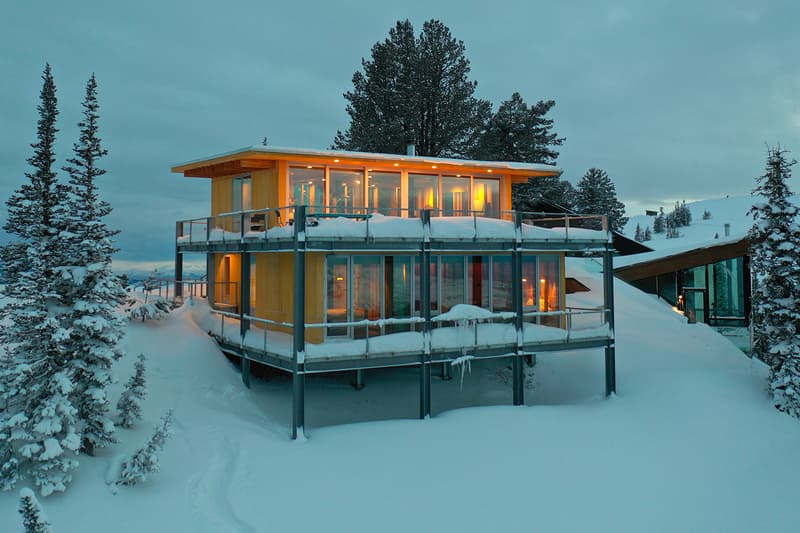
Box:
(748, 146, 800, 417)
(634, 223, 643, 242)
(0, 64, 81, 496)
(643, 226, 652, 241)
(653, 210, 665, 233)
(574, 168, 628, 232)
(60, 74, 126, 456)
(117, 354, 147, 428)
(702, 209, 712, 220)
(118, 410, 173, 486)
(19, 488, 52, 533)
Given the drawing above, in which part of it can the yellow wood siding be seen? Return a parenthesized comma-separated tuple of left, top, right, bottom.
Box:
(250, 252, 325, 344)
(211, 176, 234, 216)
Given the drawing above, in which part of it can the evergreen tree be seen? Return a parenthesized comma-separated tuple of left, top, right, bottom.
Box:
(0, 64, 80, 496)
(118, 410, 173, 486)
(470, 92, 564, 164)
(634, 223, 643, 242)
(512, 176, 576, 212)
(333, 19, 491, 157)
(643, 226, 652, 241)
(748, 146, 800, 417)
(574, 168, 628, 232)
(117, 354, 147, 429)
(19, 488, 52, 533)
(60, 74, 126, 455)
(653, 210, 665, 233)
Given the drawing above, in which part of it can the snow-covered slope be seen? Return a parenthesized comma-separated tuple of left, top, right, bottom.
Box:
(624, 195, 761, 255)
(2, 261, 799, 532)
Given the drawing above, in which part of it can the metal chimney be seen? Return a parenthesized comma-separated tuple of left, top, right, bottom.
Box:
(724, 223, 730, 237)
(406, 143, 416, 157)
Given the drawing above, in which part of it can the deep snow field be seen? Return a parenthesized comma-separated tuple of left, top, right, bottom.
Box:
(2, 257, 800, 532)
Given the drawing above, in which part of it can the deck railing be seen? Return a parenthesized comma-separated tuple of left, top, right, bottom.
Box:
(176, 206, 610, 245)
(204, 305, 611, 364)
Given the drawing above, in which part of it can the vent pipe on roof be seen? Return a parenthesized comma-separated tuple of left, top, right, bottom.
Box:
(406, 143, 416, 157)
(724, 223, 730, 237)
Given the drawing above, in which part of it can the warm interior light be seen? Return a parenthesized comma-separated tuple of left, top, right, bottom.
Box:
(432, 165, 437, 169)
(473, 183, 486, 212)
(336, 276, 344, 282)
(522, 278, 527, 282)
(333, 159, 340, 163)
(307, 165, 313, 169)
(487, 169, 493, 173)
(393, 163, 399, 167)
(355, 180, 361, 184)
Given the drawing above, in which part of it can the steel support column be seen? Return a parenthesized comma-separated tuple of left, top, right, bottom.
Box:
(353, 369, 365, 390)
(603, 247, 616, 396)
(419, 209, 432, 419)
(206, 252, 215, 308)
(240, 251, 251, 388)
(292, 206, 307, 439)
(175, 222, 184, 299)
(512, 212, 524, 405)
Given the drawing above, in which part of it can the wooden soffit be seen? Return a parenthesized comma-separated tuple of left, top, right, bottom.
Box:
(614, 238, 750, 282)
(172, 148, 561, 180)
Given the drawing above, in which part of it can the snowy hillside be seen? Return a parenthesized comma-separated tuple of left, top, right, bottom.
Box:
(623, 195, 765, 254)
(2, 259, 800, 532)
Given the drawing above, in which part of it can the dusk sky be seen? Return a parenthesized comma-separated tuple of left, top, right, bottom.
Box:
(2, 0, 798, 268)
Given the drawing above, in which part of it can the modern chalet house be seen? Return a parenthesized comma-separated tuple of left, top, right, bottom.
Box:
(172, 146, 617, 438)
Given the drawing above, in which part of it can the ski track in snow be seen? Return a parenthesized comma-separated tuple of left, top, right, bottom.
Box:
(185, 432, 257, 533)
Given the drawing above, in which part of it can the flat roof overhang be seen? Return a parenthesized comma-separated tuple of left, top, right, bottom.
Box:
(614, 237, 749, 282)
(171, 146, 562, 181)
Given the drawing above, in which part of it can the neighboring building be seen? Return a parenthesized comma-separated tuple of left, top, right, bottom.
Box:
(614, 236, 750, 327)
(172, 146, 617, 437)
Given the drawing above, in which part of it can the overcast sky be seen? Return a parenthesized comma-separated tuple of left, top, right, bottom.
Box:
(2, 0, 798, 266)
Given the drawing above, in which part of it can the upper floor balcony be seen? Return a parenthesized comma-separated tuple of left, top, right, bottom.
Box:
(176, 206, 612, 254)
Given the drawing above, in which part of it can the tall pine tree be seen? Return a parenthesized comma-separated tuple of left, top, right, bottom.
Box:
(574, 168, 628, 232)
(61, 74, 126, 455)
(748, 146, 800, 417)
(0, 64, 80, 496)
(470, 93, 564, 164)
(333, 19, 491, 157)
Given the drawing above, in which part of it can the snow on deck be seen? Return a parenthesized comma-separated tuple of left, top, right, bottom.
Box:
(178, 213, 610, 245)
(190, 300, 609, 363)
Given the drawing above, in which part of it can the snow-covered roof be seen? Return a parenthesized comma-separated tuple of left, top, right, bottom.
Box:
(617, 195, 763, 269)
(172, 145, 562, 177)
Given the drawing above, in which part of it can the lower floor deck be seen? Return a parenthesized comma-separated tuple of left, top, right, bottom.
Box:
(187, 298, 616, 437)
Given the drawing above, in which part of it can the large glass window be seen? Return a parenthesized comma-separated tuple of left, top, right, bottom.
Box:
(468, 256, 489, 308)
(326, 256, 349, 336)
(409, 174, 438, 217)
(290, 167, 324, 209)
(368, 172, 401, 216)
(521, 256, 538, 309)
(330, 169, 364, 213)
(473, 178, 499, 218)
(352, 256, 382, 337)
(442, 176, 470, 216)
(711, 257, 745, 322)
(440, 256, 465, 313)
(414, 256, 439, 314)
(539, 255, 561, 326)
(492, 255, 513, 312)
(384, 256, 412, 333)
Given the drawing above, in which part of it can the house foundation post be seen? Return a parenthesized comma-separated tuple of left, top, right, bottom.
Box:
(206, 252, 215, 308)
(240, 251, 251, 388)
(419, 209, 432, 419)
(603, 246, 616, 396)
(292, 206, 307, 439)
(353, 369, 365, 390)
(175, 222, 183, 300)
(512, 211, 524, 406)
